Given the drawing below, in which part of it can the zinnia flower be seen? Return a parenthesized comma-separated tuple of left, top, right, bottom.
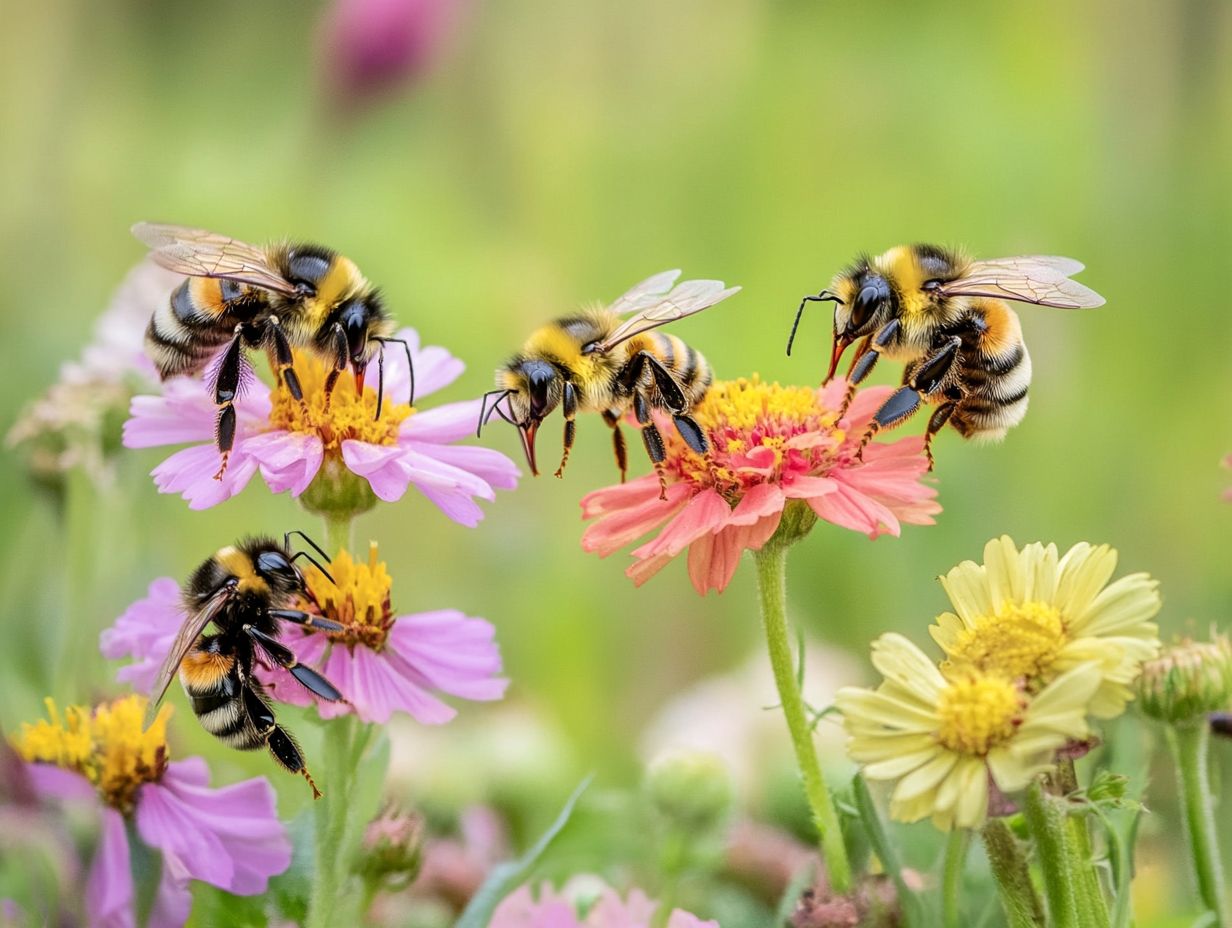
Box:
(930, 536, 1162, 719)
(123, 327, 519, 522)
(581, 376, 940, 594)
(12, 695, 290, 928)
(836, 634, 1102, 830)
(491, 882, 717, 928)
(101, 543, 507, 726)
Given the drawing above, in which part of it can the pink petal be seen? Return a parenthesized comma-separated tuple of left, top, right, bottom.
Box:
(319, 645, 456, 725)
(627, 552, 674, 587)
(630, 489, 731, 560)
(25, 764, 96, 803)
(150, 444, 258, 510)
(87, 808, 135, 928)
(245, 430, 324, 496)
(685, 524, 753, 595)
(148, 861, 192, 928)
(809, 479, 902, 538)
(727, 482, 785, 525)
(401, 398, 484, 443)
(581, 481, 691, 557)
(385, 610, 507, 702)
(415, 442, 521, 491)
(580, 474, 664, 518)
(781, 474, 839, 500)
(100, 577, 182, 694)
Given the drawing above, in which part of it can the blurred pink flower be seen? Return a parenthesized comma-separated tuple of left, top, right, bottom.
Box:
(491, 883, 717, 928)
(581, 377, 940, 595)
(123, 327, 519, 521)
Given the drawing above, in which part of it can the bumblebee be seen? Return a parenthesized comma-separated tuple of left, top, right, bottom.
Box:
(146, 532, 345, 798)
(787, 245, 1105, 463)
(134, 222, 414, 478)
(481, 270, 739, 498)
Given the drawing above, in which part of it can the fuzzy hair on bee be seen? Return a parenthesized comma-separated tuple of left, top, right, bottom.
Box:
(788, 243, 1104, 466)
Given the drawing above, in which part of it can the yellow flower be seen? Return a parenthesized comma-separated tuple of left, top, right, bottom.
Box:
(12, 695, 171, 813)
(837, 634, 1101, 830)
(930, 536, 1161, 719)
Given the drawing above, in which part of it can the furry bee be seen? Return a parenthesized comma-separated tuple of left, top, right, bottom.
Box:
(787, 244, 1105, 463)
(481, 270, 739, 498)
(134, 222, 414, 479)
(146, 533, 346, 798)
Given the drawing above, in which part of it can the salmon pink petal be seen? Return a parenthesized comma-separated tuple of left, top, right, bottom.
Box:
(810, 480, 901, 538)
(581, 474, 667, 518)
(685, 530, 747, 595)
(781, 474, 839, 500)
(582, 482, 690, 556)
(628, 551, 675, 587)
(728, 482, 785, 525)
(631, 489, 731, 559)
(841, 384, 895, 429)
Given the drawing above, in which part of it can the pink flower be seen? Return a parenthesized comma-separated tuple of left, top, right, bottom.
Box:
(100, 545, 507, 727)
(491, 883, 717, 928)
(123, 327, 519, 522)
(13, 697, 290, 928)
(581, 377, 940, 595)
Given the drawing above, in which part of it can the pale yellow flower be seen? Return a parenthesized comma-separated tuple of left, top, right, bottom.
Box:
(837, 634, 1101, 830)
(931, 536, 1161, 719)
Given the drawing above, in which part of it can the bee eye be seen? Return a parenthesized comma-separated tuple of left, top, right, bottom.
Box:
(256, 551, 298, 584)
(922, 279, 942, 292)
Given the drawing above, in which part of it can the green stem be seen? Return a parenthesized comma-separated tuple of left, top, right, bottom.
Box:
(1023, 780, 1079, 928)
(752, 542, 851, 894)
(307, 716, 362, 928)
(1169, 723, 1230, 925)
(324, 511, 356, 556)
(981, 819, 1044, 928)
(1056, 759, 1111, 927)
(941, 829, 969, 928)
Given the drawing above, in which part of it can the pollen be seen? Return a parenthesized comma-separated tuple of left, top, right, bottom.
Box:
(944, 601, 1066, 683)
(13, 695, 170, 814)
(268, 349, 411, 451)
(303, 542, 394, 651)
(935, 675, 1023, 756)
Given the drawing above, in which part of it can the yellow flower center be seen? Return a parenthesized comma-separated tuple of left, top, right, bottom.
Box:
(267, 350, 411, 451)
(935, 675, 1023, 756)
(944, 601, 1066, 683)
(12, 695, 170, 814)
(303, 542, 394, 651)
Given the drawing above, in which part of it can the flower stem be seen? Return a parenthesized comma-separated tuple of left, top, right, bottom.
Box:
(1055, 759, 1111, 927)
(752, 541, 851, 894)
(981, 819, 1044, 928)
(1168, 722, 1230, 925)
(307, 715, 363, 928)
(1023, 780, 1080, 928)
(324, 511, 355, 556)
(941, 829, 969, 928)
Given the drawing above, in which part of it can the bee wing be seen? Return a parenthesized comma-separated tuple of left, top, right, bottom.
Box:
(597, 278, 741, 352)
(938, 255, 1105, 309)
(605, 269, 684, 317)
(142, 585, 232, 728)
(131, 222, 299, 296)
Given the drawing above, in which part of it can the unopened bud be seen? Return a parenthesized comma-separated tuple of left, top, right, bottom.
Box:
(646, 752, 732, 833)
(1137, 632, 1232, 724)
(356, 807, 424, 884)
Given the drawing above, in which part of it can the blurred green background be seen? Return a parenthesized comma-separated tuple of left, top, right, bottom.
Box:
(2, 1, 1230, 925)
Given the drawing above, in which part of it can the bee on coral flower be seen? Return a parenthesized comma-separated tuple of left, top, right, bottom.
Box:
(146, 532, 345, 798)
(787, 244, 1105, 466)
(481, 270, 739, 498)
(134, 222, 414, 479)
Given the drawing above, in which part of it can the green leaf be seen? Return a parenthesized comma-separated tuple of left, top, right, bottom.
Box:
(773, 859, 817, 926)
(455, 775, 593, 928)
(269, 809, 315, 925)
(851, 774, 929, 928)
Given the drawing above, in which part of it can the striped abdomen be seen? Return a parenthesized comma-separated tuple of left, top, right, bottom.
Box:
(146, 277, 269, 379)
(180, 641, 268, 750)
(645, 331, 714, 408)
(951, 300, 1032, 441)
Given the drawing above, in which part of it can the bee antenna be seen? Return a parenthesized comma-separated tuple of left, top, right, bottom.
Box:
(290, 551, 336, 587)
(284, 530, 337, 585)
(786, 290, 843, 357)
(374, 337, 415, 408)
(478, 389, 513, 437)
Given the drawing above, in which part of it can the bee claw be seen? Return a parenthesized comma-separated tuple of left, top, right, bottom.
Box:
(213, 454, 230, 481)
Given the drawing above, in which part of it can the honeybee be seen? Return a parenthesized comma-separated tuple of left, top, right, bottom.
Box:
(133, 222, 414, 479)
(146, 533, 346, 798)
(787, 244, 1105, 463)
(481, 270, 739, 498)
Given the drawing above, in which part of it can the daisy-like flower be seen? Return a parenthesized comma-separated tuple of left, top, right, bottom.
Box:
(123, 327, 519, 522)
(930, 536, 1162, 719)
(12, 695, 290, 928)
(581, 376, 940, 594)
(836, 634, 1102, 830)
(491, 882, 717, 928)
(100, 543, 507, 726)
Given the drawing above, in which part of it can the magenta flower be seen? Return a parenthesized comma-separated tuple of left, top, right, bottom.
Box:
(581, 377, 940, 595)
(491, 882, 717, 928)
(100, 545, 507, 726)
(13, 696, 290, 928)
(123, 327, 519, 522)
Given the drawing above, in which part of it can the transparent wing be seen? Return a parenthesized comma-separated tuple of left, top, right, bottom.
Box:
(142, 585, 231, 728)
(606, 269, 683, 317)
(131, 222, 299, 296)
(938, 255, 1104, 309)
(598, 278, 741, 352)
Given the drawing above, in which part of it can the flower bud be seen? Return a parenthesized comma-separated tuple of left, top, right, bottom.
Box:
(1136, 632, 1232, 724)
(355, 807, 425, 884)
(298, 455, 379, 522)
(646, 751, 732, 834)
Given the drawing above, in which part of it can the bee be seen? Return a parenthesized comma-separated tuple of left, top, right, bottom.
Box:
(480, 270, 740, 498)
(133, 222, 415, 479)
(786, 244, 1105, 464)
(146, 532, 346, 798)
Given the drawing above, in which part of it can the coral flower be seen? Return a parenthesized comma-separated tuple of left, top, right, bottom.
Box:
(581, 377, 940, 594)
(930, 536, 1162, 719)
(123, 327, 519, 522)
(491, 882, 717, 928)
(101, 544, 507, 726)
(836, 635, 1102, 830)
(12, 695, 290, 928)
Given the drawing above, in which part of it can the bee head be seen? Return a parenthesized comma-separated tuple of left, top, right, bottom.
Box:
(824, 270, 894, 382)
(503, 359, 563, 476)
(337, 298, 378, 381)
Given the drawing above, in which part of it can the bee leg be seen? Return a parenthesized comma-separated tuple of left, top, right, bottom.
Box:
(269, 608, 345, 633)
(602, 410, 628, 483)
(857, 336, 960, 458)
(839, 320, 901, 415)
(322, 323, 347, 413)
(244, 625, 344, 701)
(638, 352, 690, 414)
(634, 392, 670, 500)
(211, 330, 246, 480)
(266, 316, 306, 414)
(922, 401, 957, 471)
(555, 382, 579, 478)
(267, 723, 322, 800)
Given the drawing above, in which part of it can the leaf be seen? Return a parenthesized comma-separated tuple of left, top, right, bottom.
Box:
(773, 859, 818, 926)
(455, 775, 593, 928)
(851, 774, 929, 928)
(269, 810, 315, 924)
